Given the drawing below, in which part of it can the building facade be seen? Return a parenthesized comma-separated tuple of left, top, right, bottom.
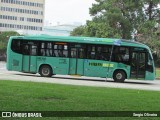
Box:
(43, 24, 79, 36)
(0, 0, 45, 32)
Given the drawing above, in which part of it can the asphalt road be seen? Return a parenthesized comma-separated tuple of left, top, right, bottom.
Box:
(0, 62, 160, 91)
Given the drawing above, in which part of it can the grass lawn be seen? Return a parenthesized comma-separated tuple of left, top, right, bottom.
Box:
(156, 68, 160, 78)
(0, 80, 160, 120)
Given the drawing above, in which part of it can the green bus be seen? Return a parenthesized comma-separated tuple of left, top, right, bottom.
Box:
(7, 35, 155, 82)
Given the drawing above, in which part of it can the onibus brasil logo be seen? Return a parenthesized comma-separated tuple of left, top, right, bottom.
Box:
(2, 112, 42, 118)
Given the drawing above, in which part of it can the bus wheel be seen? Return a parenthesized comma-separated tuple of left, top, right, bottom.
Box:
(39, 65, 52, 77)
(113, 70, 126, 82)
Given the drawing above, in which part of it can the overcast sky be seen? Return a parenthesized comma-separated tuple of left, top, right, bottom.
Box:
(44, 0, 96, 25)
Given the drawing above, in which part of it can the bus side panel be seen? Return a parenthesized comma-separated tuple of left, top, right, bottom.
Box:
(37, 57, 69, 75)
(77, 59, 84, 75)
(22, 55, 30, 72)
(83, 60, 130, 79)
(10, 53, 23, 71)
(22, 55, 37, 73)
(54, 58, 69, 74)
(69, 58, 76, 74)
(69, 59, 84, 75)
(30, 56, 37, 73)
(84, 60, 114, 78)
(145, 71, 155, 80)
(116, 63, 131, 79)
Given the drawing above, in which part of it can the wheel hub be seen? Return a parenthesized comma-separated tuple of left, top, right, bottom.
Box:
(116, 73, 122, 80)
(42, 68, 49, 75)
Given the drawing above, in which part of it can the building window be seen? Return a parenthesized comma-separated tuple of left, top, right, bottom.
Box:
(0, 23, 42, 31)
(0, 6, 43, 15)
(1, 0, 44, 8)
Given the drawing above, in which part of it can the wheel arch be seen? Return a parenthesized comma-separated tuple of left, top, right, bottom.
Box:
(38, 64, 53, 73)
(113, 69, 128, 79)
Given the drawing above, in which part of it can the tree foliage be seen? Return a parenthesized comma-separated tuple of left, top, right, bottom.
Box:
(71, 0, 160, 64)
(70, 26, 86, 36)
(71, 0, 159, 38)
(0, 31, 20, 53)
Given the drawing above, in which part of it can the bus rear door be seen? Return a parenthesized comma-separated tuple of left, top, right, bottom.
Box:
(22, 43, 37, 73)
(69, 44, 85, 75)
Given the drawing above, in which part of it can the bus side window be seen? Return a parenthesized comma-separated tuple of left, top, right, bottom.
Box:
(54, 44, 68, 57)
(95, 45, 110, 61)
(112, 47, 130, 64)
(57, 45, 63, 57)
(46, 43, 52, 56)
(41, 49, 45, 56)
(39, 42, 54, 57)
(23, 44, 30, 55)
(31, 45, 37, 56)
(79, 48, 84, 58)
(91, 51, 96, 59)
(71, 48, 76, 58)
(54, 50, 58, 57)
(40, 42, 46, 56)
(11, 40, 22, 54)
(58, 50, 63, 57)
(63, 45, 68, 57)
(87, 46, 96, 59)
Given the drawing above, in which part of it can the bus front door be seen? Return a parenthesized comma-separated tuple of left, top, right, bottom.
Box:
(22, 44, 37, 73)
(69, 46, 84, 75)
(131, 51, 147, 79)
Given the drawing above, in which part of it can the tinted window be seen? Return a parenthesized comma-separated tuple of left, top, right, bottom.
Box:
(40, 42, 53, 56)
(69, 43, 86, 58)
(23, 44, 30, 55)
(31, 45, 37, 55)
(53, 43, 68, 57)
(87, 45, 96, 59)
(11, 39, 22, 54)
(112, 46, 130, 63)
(96, 45, 111, 60)
(86, 45, 111, 60)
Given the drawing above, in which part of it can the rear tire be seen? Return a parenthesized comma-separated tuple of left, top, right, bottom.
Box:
(113, 70, 126, 82)
(39, 65, 52, 77)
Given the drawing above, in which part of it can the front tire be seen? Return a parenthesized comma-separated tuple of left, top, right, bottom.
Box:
(113, 70, 126, 82)
(39, 65, 52, 77)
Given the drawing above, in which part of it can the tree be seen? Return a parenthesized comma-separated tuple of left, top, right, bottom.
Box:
(71, 0, 160, 65)
(71, 0, 143, 39)
(70, 26, 87, 36)
(71, 0, 159, 40)
(0, 31, 20, 53)
(134, 0, 160, 65)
